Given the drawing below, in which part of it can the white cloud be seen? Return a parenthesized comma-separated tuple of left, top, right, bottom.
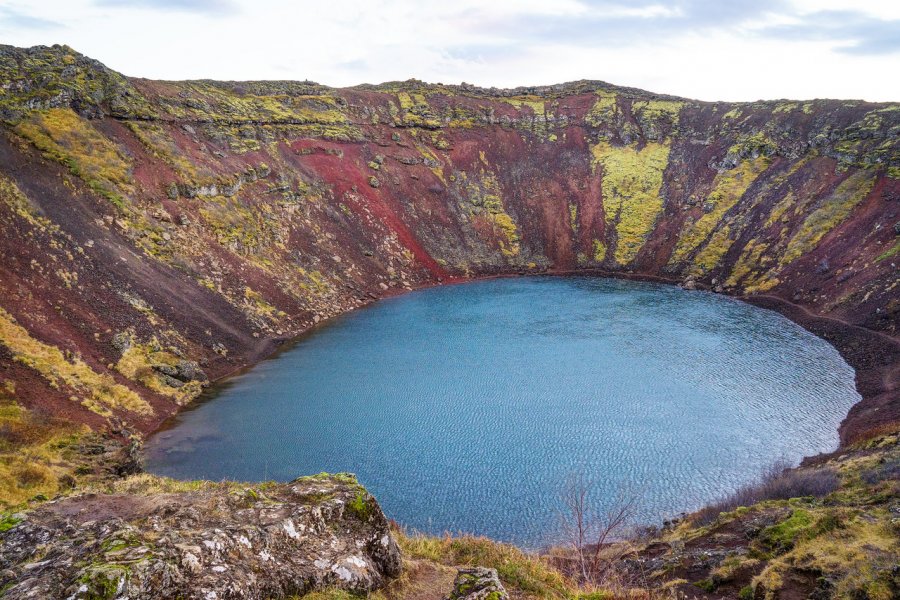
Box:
(0, 0, 897, 101)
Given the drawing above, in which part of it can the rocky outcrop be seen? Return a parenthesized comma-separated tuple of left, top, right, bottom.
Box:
(447, 567, 509, 600)
(0, 474, 401, 599)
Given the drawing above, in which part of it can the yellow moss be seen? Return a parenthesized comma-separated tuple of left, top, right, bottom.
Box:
(591, 141, 670, 265)
(492, 211, 521, 257)
(243, 286, 285, 322)
(0, 307, 150, 416)
(631, 99, 683, 129)
(671, 157, 770, 268)
(690, 225, 733, 275)
(0, 174, 62, 233)
(726, 238, 770, 288)
(461, 170, 520, 257)
(416, 144, 446, 184)
(14, 108, 132, 209)
(396, 92, 440, 128)
(124, 121, 198, 178)
(876, 240, 899, 262)
(773, 102, 799, 114)
(502, 96, 546, 116)
(0, 401, 86, 507)
(585, 91, 619, 127)
(569, 203, 578, 231)
(764, 190, 797, 227)
(781, 171, 876, 265)
(115, 342, 202, 406)
(592, 239, 607, 262)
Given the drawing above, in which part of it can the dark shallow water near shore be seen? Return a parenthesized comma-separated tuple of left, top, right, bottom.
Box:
(145, 277, 859, 547)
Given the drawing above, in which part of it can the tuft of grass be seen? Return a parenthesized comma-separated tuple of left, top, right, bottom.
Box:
(0, 307, 151, 417)
(395, 528, 575, 599)
(0, 399, 86, 507)
(13, 108, 133, 209)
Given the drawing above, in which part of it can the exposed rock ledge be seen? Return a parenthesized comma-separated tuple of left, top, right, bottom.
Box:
(0, 474, 402, 599)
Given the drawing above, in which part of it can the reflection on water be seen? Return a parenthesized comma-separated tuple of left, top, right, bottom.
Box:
(145, 277, 860, 547)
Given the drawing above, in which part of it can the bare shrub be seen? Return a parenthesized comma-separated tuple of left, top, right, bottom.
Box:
(692, 460, 840, 526)
(860, 456, 900, 485)
(556, 473, 638, 586)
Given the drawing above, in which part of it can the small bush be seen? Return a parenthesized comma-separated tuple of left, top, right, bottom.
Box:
(860, 457, 900, 485)
(692, 462, 840, 526)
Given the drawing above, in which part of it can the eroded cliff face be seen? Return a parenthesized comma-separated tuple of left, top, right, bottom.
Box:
(0, 44, 897, 490)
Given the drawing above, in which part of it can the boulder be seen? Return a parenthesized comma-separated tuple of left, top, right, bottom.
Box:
(0, 474, 401, 599)
(447, 567, 509, 600)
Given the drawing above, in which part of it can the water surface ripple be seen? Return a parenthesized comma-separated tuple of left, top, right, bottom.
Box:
(145, 277, 860, 547)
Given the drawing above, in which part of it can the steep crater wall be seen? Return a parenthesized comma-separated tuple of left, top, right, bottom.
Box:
(0, 44, 897, 487)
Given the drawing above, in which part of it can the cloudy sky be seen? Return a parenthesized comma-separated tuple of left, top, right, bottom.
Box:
(1, 0, 898, 101)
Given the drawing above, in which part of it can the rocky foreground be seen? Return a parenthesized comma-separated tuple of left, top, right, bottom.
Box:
(0, 474, 401, 599)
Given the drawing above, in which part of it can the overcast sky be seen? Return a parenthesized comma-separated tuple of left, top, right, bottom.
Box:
(1, 0, 898, 102)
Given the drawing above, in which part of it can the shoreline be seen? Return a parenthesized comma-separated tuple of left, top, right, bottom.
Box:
(142, 270, 900, 471)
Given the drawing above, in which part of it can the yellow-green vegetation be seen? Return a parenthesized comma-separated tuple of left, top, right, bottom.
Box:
(396, 529, 575, 599)
(725, 238, 779, 292)
(0, 307, 151, 417)
(670, 157, 770, 271)
(747, 446, 900, 600)
(584, 91, 619, 127)
(395, 91, 441, 128)
(0, 394, 86, 507)
(124, 120, 199, 178)
(764, 190, 797, 228)
(156, 82, 349, 124)
(727, 132, 777, 161)
(631, 100, 683, 138)
(415, 143, 447, 183)
(592, 239, 607, 263)
(115, 339, 203, 406)
(591, 141, 670, 265)
(0, 45, 155, 120)
(199, 194, 282, 256)
(671, 433, 899, 600)
(502, 96, 559, 140)
(461, 170, 520, 257)
(13, 108, 133, 209)
(492, 212, 521, 257)
(773, 102, 800, 114)
(502, 96, 547, 117)
(876, 240, 899, 262)
(781, 170, 876, 265)
(689, 226, 733, 274)
(0, 173, 63, 234)
(243, 286, 287, 323)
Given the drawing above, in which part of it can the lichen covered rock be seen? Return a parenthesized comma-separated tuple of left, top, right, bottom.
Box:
(0, 473, 401, 599)
(447, 567, 509, 600)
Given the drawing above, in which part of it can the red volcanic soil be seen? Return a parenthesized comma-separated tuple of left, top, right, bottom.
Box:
(0, 44, 896, 451)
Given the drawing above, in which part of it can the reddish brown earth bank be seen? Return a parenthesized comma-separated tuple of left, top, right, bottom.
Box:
(0, 43, 897, 453)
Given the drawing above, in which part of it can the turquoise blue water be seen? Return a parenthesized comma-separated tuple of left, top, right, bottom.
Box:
(144, 277, 859, 547)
